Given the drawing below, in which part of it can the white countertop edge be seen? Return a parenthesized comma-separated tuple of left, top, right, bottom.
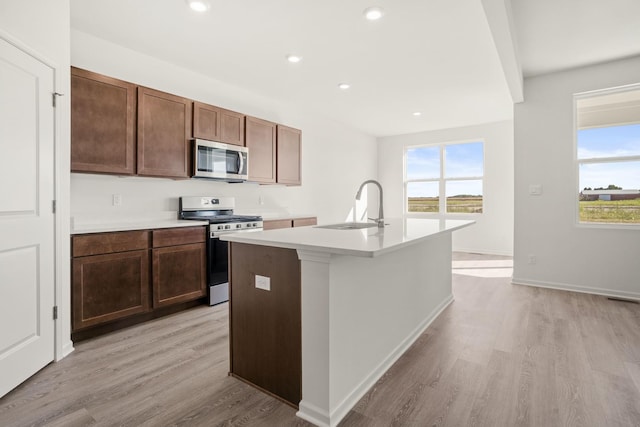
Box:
(221, 220, 475, 258)
(71, 219, 209, 235)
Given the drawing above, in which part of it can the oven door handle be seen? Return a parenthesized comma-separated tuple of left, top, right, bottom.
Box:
(210, 228, 263, 238)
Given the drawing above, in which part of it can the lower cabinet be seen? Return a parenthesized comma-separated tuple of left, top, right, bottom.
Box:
(152, 228, 206, 308)
(72, 249, 150, 330)
(71, 226, 206, 339)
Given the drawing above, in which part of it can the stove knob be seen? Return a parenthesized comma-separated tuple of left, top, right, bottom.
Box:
(236, 224, 242, 229)
(218, 225, 223, 230)
(224, 225, 230, 230)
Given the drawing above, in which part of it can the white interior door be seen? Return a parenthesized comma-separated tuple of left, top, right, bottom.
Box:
(0, 37, 55, 398)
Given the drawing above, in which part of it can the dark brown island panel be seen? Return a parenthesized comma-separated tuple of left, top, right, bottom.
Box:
(228, 242, 302, 407)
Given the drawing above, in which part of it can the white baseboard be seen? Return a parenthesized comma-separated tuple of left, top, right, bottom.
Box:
(297, 401, 330, 427)
(58, 341, 75, 360)
(453, 247, 513, 257)
(321, 294, 455, 427)
(511, 277, 640, 301)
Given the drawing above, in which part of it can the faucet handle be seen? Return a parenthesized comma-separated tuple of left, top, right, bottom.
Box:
(368, 217, 385, 227)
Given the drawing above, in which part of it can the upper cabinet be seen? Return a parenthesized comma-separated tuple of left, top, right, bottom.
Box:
(70, 67, 302, 184)
(193, 101, 245, 146)
(137, 87, 192, 178)
(245, 116, 277, 184)
(71, 67, 136, 175)
(276, 125, 302, 186)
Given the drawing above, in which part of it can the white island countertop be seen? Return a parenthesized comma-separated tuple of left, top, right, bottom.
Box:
(222, 218, 474, 258)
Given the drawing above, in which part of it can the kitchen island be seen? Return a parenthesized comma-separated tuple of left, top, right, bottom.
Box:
(222, 218, 474, 427)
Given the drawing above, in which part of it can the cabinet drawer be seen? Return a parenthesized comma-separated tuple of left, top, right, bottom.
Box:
(72, 230, 149, 257)
(263, 219, 293, 230)
(293, 217, 317, 227)
(152, 226, 206, 248)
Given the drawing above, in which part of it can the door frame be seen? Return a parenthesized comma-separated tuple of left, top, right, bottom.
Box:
(0, 29, 74, 362)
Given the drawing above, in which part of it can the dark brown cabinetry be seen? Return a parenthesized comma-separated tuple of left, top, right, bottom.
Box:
(152, 227, 206, 308)
(245, 116, 277, 183)
(229, 242, 301, 406)
(72, 231, 150, 330)
(71, 67, 136, 175)
(263, 217, 317, 230)
(276, 125, 302, 185)
(70, 67, 303, 183)
(193, 101, 245, 146)
(71, 226, 206, 339)
(137, 87, 192, 178)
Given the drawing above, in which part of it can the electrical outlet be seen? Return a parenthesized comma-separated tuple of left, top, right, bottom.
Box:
(112, 194, 122, 207)
(529, 184, 543, 196)
(255, 275, 271, 291)
(528, 255, 537, 265)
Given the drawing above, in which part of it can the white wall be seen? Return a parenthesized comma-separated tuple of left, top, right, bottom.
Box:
(513, 56, 640, 300)
(70, 30, 377, 225)
(377, 120, 514, 255)
(0, 0, 73, 358)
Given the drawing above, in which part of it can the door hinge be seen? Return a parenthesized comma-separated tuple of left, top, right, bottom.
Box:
(52, 200, 56, 213)
(52, 92, 64, 107)
(53, 306, 58, 320)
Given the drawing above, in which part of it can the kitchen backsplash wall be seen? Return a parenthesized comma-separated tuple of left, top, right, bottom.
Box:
(70, 30, 376, 226)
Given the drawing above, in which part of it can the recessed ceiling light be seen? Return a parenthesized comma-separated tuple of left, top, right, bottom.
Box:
(412, 112, 422, 116)
(286, 54, 303, 63)
(364, 7, 384, 21)
(338, 83, 351, 90)
(186, 0, 210, 12)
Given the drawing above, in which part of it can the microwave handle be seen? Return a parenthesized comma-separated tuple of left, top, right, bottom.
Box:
(238, 151, 244, 175)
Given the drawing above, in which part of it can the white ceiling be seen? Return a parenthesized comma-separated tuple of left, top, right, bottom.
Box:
(511, 0, 640, 77)
(70, 0, 640, 137)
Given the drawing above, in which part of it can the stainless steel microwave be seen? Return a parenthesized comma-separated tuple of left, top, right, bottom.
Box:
(192, 139, 248, 182)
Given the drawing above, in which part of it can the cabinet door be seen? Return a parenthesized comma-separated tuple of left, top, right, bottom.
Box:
(72, 250, 150, 330)
(152, 243, 206, 308)
(193, 101, 220, 142)
(71, 67, 136, 175)
(245, 116, 276, 183)
(219, 108, 245, 146)
(276, 125, 302, 185)
(138, 87, 192, 178)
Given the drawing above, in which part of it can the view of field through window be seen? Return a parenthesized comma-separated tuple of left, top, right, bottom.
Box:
(577, 86, 640, 225)
(405, 142, 483, 214)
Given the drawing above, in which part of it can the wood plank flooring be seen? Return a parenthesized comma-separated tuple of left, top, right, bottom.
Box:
(1, 252, 639, 426)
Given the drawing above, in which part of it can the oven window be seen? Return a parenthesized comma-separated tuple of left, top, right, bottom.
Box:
(209, 237, 229, 285)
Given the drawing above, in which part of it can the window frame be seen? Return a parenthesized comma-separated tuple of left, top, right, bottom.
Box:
(573, 84, 640, 229)
(403, 139, 485, 217)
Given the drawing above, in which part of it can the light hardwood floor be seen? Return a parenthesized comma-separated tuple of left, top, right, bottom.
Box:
(1, 253, 639, 426)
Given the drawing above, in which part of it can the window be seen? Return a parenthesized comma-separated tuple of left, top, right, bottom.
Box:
(405, 141, 484, 215)
(576, 86, 640, 225)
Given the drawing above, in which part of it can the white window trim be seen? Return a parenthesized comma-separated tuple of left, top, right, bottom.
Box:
(574, 83, 640, 229)
(403, 139, 485, 218)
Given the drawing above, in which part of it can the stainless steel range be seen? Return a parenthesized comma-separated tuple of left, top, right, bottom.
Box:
(179, 196, 263, 305)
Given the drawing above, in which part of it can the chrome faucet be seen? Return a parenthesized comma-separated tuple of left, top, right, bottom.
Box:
(355, 179, 385, 228)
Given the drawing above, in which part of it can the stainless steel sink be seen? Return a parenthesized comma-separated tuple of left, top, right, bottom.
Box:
(315, 222, 379, 230)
